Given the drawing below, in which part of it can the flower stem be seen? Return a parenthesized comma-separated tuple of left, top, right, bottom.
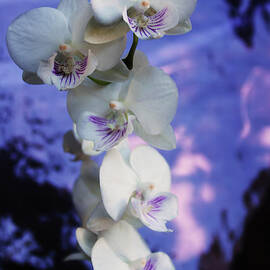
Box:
(88, 76, 111, 86)
(123, 34, 139, 70)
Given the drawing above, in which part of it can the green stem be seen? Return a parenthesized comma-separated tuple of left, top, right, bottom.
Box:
(88, 76, 111, 86)
(123, 34, 139, 70)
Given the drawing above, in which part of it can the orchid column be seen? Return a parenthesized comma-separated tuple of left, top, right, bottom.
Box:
(6, 0, 197, 269)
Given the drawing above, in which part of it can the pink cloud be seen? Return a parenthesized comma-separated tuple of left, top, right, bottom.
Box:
(172, 182, 207, 261)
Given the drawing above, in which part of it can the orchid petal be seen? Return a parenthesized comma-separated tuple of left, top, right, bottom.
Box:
(72, 159, 101, 226)
(92, 237, 130, 270)
(130, 193, 178, 232)
(166, 18, 192, 35)
(58, 0, 89, 24)
(37, 49, 97, 90)
(87, 37, 127, 71)
(67, 84, 110, 123)
(22, 71, 44, 85)
(91, 0, 131, 24)
(168, 0, 197, 21)
(76, 228, 97, 257)
(90, 60, 130, 82)
(125, 66, 178, 135)
(6, 7, 70, 73)
(86, 203, 115, 234)
(85, 16, 129, 44)
(133, 50, 150, 71)
(100, 149, 137, 221)
(101, 221, 151, 261)
(129, 146, 171, 197)
(64, 252, 89, 261)
(133, 121, 176, 150)
(58, 0, 92, 44)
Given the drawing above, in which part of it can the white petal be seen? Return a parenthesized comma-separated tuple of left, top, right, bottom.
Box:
(125, 66, 178, 135)
(92, 237, 130, 270)
(22, 71, 44, 85)
(58, 0, 90, 23)
(58, 0, 92, 44)
(129, 146, 171, 196)
(130, 192, 178, 232)
(7, 7, 70, 73)
(91, 61, 130, 82)
(133, 50, 150, 71)
(134, 121, 176, 150)
(123, 4, 179, 40)
(166, 18, 192, 35)
(86, 203, 115, 234)
(67, 84, 110, 123)
(168, 0, 197, 21)
(64, 252, 88, 261)
(37, 49, 97, 90)
(91, 0, 131, 24)
(145, 252, 175, 270)
(72, 159, 101, 226)
(88, 37, 127, 71)
(101, 221, 151, 261)
(76, 228, 97, 257)
(85, 16, 129, 44)
(73, 123, 82, 143)
(100, 149, 138, 221)
(114, 138, 131, 163)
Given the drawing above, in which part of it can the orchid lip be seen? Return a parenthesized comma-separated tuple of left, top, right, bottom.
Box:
(125, 6, 169, 39)
(130, 194, 174, 232)
(52, 52, 88, 89)
(88, 112, 130, 151)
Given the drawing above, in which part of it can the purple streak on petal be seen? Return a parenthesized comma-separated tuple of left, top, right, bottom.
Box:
(88, 115, 129, 151)
(144, 257, 157, 270)
(148, 195, 167, 212)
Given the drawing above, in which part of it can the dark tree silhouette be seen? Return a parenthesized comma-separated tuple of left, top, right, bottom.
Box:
(225, 0, 270, 47)
(0, 137, 91, 270)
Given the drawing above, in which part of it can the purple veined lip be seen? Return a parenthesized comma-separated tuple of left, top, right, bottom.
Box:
(148, 195, 167, 211)
(88, 114, 129, 151)
(127, 7, 169, 39)
(145, 195, 167, 220)
(53, 54, 88, 88)
(144, 257, 157, 270)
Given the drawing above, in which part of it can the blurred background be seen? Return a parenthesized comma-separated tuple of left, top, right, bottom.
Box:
(1, 0, 270, 269)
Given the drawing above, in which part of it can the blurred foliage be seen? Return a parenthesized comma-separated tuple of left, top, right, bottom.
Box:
(198, 169, 270, 269)
(225, 0, 270, 47)
(0, 137, 90, 270)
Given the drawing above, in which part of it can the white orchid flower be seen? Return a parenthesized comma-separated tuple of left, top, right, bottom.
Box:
(67, 51, 177, 154)
(6, 0, 126, 90)
(100, 145, 178, 232)
(89, 221, 175, 270)
(91, 0, 197, 39)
